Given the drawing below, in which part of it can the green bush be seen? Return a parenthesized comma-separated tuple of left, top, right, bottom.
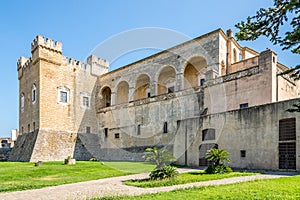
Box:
(205, 164, 232, 174)
(149, 165, 179, 180)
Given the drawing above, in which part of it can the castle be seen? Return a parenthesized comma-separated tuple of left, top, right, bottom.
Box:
(10, 29, 300, 171)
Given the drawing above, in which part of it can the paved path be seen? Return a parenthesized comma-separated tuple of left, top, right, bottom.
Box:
(0, 169, 289, 200)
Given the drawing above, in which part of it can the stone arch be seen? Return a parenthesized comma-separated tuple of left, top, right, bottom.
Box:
(100, 86, 112, 108)
(116, 81, 129, 104)
(157, 65, 176, 95)
(183, 56, 207, 89)
(135, 74, 151, 100)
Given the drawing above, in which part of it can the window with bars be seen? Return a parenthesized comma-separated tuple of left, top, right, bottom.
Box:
(240, 103, 248, 109)
(279, 118, 296, 141)
(60, 91, 68, 103)
(57, 86, 69, 105)
(199, 143, 218, 166)
(81, 92, 91, 109)
(202, 129, 215, 141)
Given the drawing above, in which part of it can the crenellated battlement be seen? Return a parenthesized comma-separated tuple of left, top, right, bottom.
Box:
(62, 56, 86, 67)
(61, 55, 109, 75)
(31, 35, 62, 53)
(87, 55, 109, 68)
(17, 56, 32, 70)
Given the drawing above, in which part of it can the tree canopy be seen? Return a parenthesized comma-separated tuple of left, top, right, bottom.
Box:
(235, 0, 300, 112)
(235, 0, 299, 55)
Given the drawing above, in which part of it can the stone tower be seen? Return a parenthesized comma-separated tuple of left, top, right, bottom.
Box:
(10, 36, 109, 161)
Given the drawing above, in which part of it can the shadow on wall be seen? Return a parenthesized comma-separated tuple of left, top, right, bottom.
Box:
(8, 130, 38, 161)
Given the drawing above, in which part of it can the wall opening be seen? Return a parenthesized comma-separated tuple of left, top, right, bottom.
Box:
(116, 81, 129, 104)
(202, 129, 215, 141)
(184, 56, 207, 89)
(199, 143, 218, 166)
(135, 74, 150, 100)
(101, 87, 112, 108)
(163, 122, 168, 133)
(157, 66, 176, 95)
(279, 118, 296, 170)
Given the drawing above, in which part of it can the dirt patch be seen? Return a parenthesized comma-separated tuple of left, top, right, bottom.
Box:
(35, 176, 61, 181)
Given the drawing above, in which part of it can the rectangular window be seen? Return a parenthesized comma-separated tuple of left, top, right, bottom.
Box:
(21, 127, 24, 134)
(28, 124, 30, 133)
(240, 150, 246, 158)
(279, 118, 296, 141)
(137, 125, 141, 135)
(32, 89, 36, 102)
(115, 133, 120, 139)
(60, 91, 68, 103)
(21, 94, 25, 113)
(200, 79, 205, 86)
(163, 122, 168, 133)
(104, 128, 108, 138)
(86, 127, 90, 133)
(168, 87, 174, 93)
(202, 129, 216, 141)
(83, 96, 90, 107)
(240, 103, 248, 109)
(33, 122, 35, 131)
(177, 120, 180, 130)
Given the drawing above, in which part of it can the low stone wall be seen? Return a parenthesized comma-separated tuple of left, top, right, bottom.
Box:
(0, 148, 11, 161)
(9, 131, 38, 161)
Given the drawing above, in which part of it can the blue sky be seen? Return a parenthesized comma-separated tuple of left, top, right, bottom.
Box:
(0, 0, 298, 137)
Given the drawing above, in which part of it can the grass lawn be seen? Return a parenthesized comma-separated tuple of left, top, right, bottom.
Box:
(125, 171, 256, 188)
(97, 175, 300, 200)
(0, 161, 155, 192)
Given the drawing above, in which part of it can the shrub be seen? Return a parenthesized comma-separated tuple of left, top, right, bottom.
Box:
(205, 148, 232, 174)
(149, 165, 179, 180)
(205, 164, 232, 174)
(143, 147, 176, 169)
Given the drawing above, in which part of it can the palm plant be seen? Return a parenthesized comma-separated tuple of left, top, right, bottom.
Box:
(205, 148, 230, 166)
(143, 147, 176, 169)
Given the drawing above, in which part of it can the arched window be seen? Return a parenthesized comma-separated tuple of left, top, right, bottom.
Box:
(21, 93, 25, 113)
(101, 87, 111, 108)
(116, 81, 129, 104)
(184, 56, 207, 89)
(135, 74, 150, 100)
(157, 66, 176, 95)
(32, 84, 36, 104)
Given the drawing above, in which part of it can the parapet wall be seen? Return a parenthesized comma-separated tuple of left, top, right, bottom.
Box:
(31, 35, 62, 53)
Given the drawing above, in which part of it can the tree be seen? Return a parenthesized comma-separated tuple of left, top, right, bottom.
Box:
(235, 0, 300, 111)
(143, 147, 176, 169)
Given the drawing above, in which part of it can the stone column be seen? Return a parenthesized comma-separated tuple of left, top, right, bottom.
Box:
(176, 72, 184, 91)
